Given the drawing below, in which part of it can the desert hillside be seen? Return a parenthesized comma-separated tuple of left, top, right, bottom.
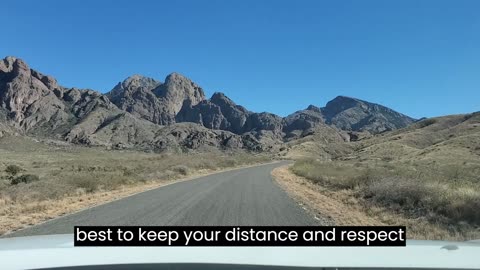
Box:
(281, 112, 480, 239)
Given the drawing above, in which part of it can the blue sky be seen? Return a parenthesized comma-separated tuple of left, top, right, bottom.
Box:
(2, 0, 479, 118)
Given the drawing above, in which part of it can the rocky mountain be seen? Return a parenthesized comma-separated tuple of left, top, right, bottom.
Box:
(283, 105, 325, 136)
(177, 92, 284, 137)
(283, 97, 415, 135)
(106, 75, 163, 124)
(106, 73, 205, 125)
(0, 56, 416, 152)
(0, 56, 265, 152)
(322, 96, 415, 133)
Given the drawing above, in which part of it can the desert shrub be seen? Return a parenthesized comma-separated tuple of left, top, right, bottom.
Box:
(363, 177, 434, 212)
(122, 168, 138, 177)
(218, 159, 236, 168)
(11, 174, 40, 185)
(439, 195, 480, 224)
(417, 118, 437, 128)
(291, 159, 326, 183)
(101, 175, 131, 190)
(362, 176, 480, 225)
(5, 165, 22, 176)
(291, 159, 366, 189)
(171, 165, 189, 176)
(351, 168, 376, 188)
(196, 160, 217, 170)
(381, 156, 394, 162)
(70, 177, 99, 193)
(292, 159, 480, 226)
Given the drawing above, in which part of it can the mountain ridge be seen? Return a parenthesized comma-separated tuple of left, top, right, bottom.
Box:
(0, 56, 416, 151)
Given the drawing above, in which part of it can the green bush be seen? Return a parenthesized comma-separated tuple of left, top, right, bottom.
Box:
(11, 174, 40, 185)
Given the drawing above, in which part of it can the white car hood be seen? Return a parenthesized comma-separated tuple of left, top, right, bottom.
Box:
(0, 234, 479, 270)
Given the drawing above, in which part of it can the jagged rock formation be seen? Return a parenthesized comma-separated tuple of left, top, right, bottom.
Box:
(177, 92, 284, 136)
(106, 75, 163, 124)
(106, 73, 206, 125)
(176, 92, 250, 134)
(0, 56, 416, 152)
(0, 57, 265, 151)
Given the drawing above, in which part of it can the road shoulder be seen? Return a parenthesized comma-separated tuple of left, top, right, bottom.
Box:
(272, 165, 380, 226)
(271, 165, 479, 240)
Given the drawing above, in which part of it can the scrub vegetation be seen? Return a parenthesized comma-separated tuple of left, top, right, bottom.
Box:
(0, 135, 272, 235)
(282, 112, 480, 240)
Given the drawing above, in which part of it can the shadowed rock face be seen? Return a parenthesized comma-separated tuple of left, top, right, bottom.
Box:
(209, 92, 250, 133)
(177, 92, 251, 134)
(0, 56, 416, 152)
(283, 105, 325, 133)
(177, 92, 286, 136)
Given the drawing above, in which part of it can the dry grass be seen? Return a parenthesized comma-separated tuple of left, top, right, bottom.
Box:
(273, 166, 480, 240)
(0, 135, 272, 236)
(291, 158, 480, 227)
(281, 113, 480, 240)
(0, 181, 165, 235)
(1, 162, 277, 236)
(273, 166, 379, 226)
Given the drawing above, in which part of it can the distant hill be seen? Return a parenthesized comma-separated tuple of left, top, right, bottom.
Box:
(352, 112, 480, 164)
(285, 111, 480, 164)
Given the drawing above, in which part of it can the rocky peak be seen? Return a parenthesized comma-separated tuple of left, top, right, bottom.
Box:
(322, 95, 415, 133)
(283, 105, 325, 135)
(153, 72, 206, 114)
(108, 75, 160, 102)
(0, 56, 59, 91)
(0, 57, 32, 85)
(306, 104, 322, 113)
(121, 75, 161, 90)
(0, 56, 19, 73)
(323, 96, 360, 117)
(31, 70, 59, 90)
(0, 57, 70, 130)
(245, 112, 283, 133)
(210, 92, 230, 104)
(210, 92, 249, 113)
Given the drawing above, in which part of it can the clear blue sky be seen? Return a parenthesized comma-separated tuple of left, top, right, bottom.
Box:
(2, 0, 479, 118)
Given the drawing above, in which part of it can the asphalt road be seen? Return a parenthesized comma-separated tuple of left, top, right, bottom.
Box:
(7, 161, 320, 237)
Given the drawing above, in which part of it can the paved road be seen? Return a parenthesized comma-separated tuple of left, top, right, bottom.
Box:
(7, 161, 319, 237)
